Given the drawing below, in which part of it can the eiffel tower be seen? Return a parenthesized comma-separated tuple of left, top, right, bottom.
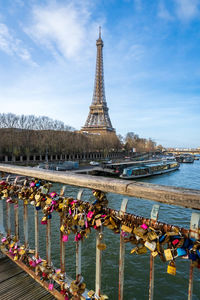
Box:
(81, 27, 115, 134)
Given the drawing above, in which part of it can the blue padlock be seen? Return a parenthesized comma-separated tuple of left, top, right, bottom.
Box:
(177, 247, 187, 257)
(196, 249, 200, 258)
(188, 252, 197, 261)
(159, 235, 166, 243)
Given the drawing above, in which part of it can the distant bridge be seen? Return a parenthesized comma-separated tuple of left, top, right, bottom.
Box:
(165, 149, 200, 155)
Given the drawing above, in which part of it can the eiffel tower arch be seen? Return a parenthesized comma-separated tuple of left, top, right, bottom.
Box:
(81, 27, 115, 134)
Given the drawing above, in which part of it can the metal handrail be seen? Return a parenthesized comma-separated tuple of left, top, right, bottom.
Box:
(0, 164, 200, 300)
(0, 164, 199, 209)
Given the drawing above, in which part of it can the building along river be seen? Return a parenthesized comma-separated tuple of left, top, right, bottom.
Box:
(8, 160, 200, 299)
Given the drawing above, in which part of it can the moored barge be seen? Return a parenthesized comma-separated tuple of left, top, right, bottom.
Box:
(120, 160, 180, 179)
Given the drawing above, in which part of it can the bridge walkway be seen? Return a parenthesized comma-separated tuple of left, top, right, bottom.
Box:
(0, 256, 55, 300)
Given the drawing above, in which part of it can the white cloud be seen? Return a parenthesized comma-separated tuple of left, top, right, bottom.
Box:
(158, 1, 173, 20)
(25, 1, 100, 61)
(126, 44, 145, 61)
(0, 23, 35, 64)
(174, 0, 200, 21)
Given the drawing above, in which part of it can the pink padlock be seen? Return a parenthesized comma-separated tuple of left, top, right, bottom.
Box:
(77, 233, 82, 239)
(172, 239, 179, 246)
(50, 192, 57, 198)
(87, 211, 94, 219)
(49, 207, 54, 213)
(1, 237, 7, 243)
(85, 220, 88, 228)
(36, 258, 42, 264)
(9, 248, 13, 255)
(48, 283, 54, 290)
(30, 182, 35, 187)
(70, 200, 77, 205)
(141, 223, 148, 230)
(41, 220, 47, 225)
(29, 260, 36, 267)
(6, 198, 12, 203)
(62, 235, 69, 242)
(74, 235, 79, 242)
(121, 231, 128, 237)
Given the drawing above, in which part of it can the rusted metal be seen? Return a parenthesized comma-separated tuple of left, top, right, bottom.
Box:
(0, 200, 5, 235)
(76, 241, 82, 276)
(189, 212, 200, 240)
(77, 188, 84, 201)
(119, 198, 128, 300)
(76, 189, 83, 276)
(6, 202, 11, 236)
(60, 215, 65, 273)
(34, 209, 39, 259)
(188, 263, 194, 300)
(60, 186, 66, 197)
(95, 227, 102, 297)
(14, 201, 19, 240)
(46, 219, 51, 266)
(23, 202, 28, 248)
(60, 186, 66, 273)
(149, 254, 154, 300)
(188, 212, 200, 300)
(111, 209, 192, 237)
(13, 176, 19, 240)
(149, 204, 160, 300)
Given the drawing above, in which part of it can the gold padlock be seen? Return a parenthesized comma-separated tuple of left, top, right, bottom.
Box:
(167, 261, 176, 276)
(164, 249, 173, 261)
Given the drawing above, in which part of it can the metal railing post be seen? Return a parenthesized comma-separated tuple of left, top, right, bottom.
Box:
(14, 201, 19, 240)
(95, 227, 102, 297)
(60, 214, 65, 273)
(188, 212, 200, 300)
(46, 219, 51, 266)
(35, 209, 39, 259)
(76, 189, 84, 276)
(0, 200, 6, 235)
(23, 202, 28, 248)
(6, 202, 11, 236)
(60, 186, 66, 273)
(118, 198, 128, 300)
(149, 204, 160, 300)
(76, 240, 82, 276)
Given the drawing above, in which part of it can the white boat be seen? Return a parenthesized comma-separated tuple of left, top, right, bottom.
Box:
(90, 161, 100, 166)
(176, 154, 194, 163)
(120, 160, 180, 179)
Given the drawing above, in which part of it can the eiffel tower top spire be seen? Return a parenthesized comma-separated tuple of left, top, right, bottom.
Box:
(99, 26, 101, 39)
(81, 28, 115, 134)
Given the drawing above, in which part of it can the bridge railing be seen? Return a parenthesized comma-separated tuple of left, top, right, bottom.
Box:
(0, 164, 199, 300)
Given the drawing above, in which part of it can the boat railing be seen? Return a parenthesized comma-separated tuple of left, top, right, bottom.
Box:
(0, 164, 199, 300)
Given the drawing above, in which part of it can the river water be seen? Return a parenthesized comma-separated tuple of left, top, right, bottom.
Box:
(10, 160, 200, 299)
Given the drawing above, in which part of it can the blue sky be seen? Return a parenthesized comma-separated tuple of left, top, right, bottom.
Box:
(0, 0, 200, 148)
